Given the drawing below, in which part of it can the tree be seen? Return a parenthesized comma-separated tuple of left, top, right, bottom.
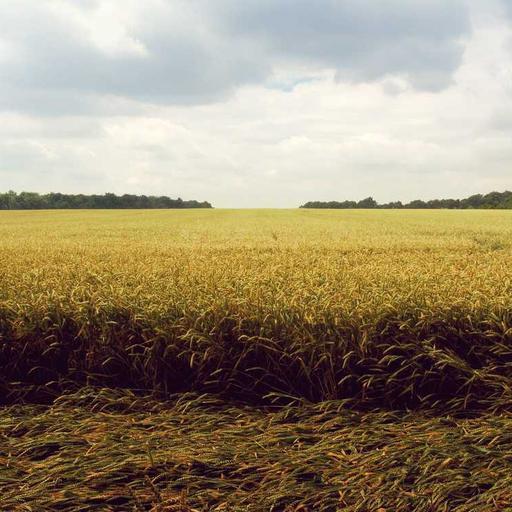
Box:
(356, 197, 377, 208)
(0, 191, 213, 209)
(299, 191, 512, 209)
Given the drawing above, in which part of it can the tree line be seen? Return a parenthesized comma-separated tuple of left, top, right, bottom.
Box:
(300, 191, 512, 209)
(0, 191, 212, 210)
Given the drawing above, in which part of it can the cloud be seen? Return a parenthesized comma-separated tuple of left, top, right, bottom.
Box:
(211, 0, 470, 91)
(0, 1, 266, 115)
(0, 1, 511, 207)
(503, 0, 512, 16)
(0, 0, 471, 115)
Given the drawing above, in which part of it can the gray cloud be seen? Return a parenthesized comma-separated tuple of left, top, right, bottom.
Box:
(211, 0, 470, 91)
(0, 0, 471, 115)
(0, 1, 268, 113)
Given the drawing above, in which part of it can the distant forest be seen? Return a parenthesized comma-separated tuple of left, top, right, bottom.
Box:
(300, 191, 512, 209)
(0, 191, 213, 210)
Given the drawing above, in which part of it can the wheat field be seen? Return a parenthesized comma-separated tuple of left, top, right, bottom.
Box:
(1, 209, 512, 510)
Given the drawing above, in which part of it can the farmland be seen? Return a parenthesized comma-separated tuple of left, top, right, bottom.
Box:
(1, 209, 512, 510)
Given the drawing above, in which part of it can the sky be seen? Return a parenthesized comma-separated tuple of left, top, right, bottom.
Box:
(0, 0, 511, 207)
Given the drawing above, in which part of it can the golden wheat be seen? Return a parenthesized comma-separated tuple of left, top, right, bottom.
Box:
(2, 209, 512, 510)
(1, 209, 511, 410)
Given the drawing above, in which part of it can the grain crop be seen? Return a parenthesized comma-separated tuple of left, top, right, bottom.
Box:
(2, 388, 512, 511)
(1, 209, 512, 510)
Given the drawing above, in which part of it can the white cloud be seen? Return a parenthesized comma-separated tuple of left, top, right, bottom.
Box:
(0, 0, 511, 206)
